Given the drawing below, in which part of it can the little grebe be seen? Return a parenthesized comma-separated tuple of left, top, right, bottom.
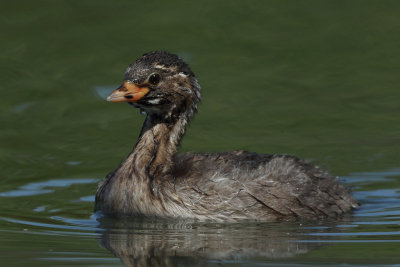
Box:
(95, 51, 358, 221)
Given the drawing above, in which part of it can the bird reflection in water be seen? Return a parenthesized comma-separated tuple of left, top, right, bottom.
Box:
(97, 216, 346, 267)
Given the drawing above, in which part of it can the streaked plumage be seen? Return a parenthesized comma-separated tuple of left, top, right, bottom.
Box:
(95, 51, 358, 221)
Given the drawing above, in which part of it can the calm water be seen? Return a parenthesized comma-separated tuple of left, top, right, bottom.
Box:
(1, 1, 400, 266)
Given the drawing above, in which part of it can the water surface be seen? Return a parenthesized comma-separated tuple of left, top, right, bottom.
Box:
(1, 1, 400, 266)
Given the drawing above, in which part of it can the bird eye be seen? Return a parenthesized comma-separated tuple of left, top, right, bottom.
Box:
(147, 73, 161, 85)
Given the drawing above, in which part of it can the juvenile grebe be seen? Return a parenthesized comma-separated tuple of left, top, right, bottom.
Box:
(95, 51, 358, 221)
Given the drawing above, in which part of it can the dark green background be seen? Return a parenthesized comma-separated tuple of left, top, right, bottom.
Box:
(1, 1, 399, 266)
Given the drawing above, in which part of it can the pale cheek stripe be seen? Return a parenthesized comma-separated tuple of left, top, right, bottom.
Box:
(147, 99, 161, 105)
(154, 65, 171, 70)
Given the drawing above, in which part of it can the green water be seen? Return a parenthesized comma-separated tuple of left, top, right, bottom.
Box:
(1, 1, 400, 266)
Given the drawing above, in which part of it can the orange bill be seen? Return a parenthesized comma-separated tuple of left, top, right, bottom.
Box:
(106, 81, 150, 103)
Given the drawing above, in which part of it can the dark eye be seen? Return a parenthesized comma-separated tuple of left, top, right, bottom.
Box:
(148, 73, 161, 85)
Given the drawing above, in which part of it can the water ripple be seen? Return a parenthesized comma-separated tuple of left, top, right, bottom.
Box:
(0, 178, 99, 197)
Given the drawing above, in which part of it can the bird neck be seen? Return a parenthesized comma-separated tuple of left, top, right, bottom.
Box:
(129, 99, 197, 192)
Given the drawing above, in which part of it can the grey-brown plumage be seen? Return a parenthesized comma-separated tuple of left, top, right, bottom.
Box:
(95, 51, 358, 221)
